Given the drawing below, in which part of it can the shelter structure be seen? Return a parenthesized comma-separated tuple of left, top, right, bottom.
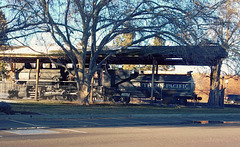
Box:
(0, 45, 227, 104)
(0, 46, 226, 66)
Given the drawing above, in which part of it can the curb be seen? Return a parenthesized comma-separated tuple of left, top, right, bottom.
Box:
(1, 113, 240, 120)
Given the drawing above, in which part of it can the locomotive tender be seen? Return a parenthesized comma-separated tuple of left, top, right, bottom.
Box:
(93, 69, 199, 105)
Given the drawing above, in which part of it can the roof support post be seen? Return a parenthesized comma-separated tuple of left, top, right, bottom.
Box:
(151, 59, 157, 104)
(156, 63, 158, 75)
(89, 75, 94, 104)
(35, 58, 40, 101)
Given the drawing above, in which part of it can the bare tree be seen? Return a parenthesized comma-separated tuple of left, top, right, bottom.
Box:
(0, 10, 8, 79)
(1, 0, 217, 104)
(0, 9, 7, 49)
(167, 0, 239, 107)
(217, 0, 240, 76)
(196, 0, 240, 106)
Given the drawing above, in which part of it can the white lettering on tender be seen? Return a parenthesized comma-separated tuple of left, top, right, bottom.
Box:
(165, 84, 189, 89)
(133, 82, 189, 89)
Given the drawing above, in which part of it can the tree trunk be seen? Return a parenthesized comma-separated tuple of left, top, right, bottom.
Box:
(77, 83, 89, 105)
(208, 61, 224, 108)
(74, 53, 90, 105)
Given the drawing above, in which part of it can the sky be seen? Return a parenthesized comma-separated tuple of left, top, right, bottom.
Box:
(0, 0, 236, 75)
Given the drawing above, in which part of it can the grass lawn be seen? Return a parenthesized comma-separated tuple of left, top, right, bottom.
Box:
(6, 99, 240, 115)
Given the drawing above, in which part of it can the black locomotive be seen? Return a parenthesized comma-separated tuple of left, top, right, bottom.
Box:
(10, 64, 200, 105)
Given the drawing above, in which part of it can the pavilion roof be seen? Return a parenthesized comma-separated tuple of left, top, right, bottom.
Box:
(0, 46, 227, 66)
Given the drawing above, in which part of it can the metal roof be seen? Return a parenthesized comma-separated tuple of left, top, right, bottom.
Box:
(0, 46, 227, 66)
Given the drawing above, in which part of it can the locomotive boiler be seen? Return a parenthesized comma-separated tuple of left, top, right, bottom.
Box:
(11, 66, 77, 101)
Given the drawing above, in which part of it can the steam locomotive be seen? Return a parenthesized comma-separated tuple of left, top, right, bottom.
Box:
(11, 65, 200, 105)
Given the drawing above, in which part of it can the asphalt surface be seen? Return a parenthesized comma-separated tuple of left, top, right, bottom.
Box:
(1, 112, 240, 130)
(1, 97, 240, 130)
(2, 100, 240, 147)
(2, 112, 240, 147)
(2, 125, 240, 147)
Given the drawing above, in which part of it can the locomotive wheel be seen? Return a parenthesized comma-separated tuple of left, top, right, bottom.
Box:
(179, 98, 187, 105)
(123, 97, 130, 104)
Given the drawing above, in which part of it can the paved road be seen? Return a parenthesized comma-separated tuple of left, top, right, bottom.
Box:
(1, 126, 240, 147)
(2, 113, 240, 129)
(1, 113, 240, 146)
